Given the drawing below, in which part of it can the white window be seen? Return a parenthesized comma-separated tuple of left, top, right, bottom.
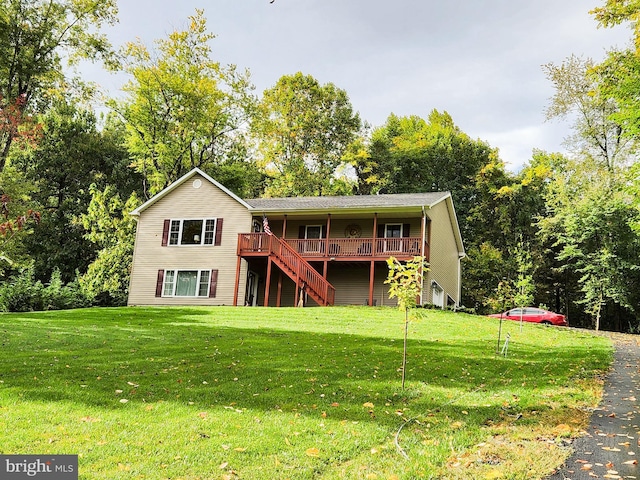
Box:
(162, 270, 211, 297)
(169, 219, 217, 246)
(385, 224, 403, 238)
(305, 225, 322, 239)
(305, 225, 323, 253)
(384, 224, 403, 252)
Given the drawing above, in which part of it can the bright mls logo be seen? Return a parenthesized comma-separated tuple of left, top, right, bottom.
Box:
(0, 455, 77, 479)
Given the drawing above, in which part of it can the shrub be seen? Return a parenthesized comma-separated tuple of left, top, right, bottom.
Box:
(42, 269, 91, 310)
(0, 266, 90, 312)
(0, 264, 45, 312)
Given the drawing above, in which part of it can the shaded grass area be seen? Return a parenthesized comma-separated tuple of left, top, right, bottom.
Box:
(0, 306, 611, 479)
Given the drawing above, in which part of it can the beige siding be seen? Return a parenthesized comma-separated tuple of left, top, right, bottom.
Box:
(424, 201, 461, 306)
(128, 174, 251, 306)
(282, 218, 422, 241)
(328, 264, 397, 307)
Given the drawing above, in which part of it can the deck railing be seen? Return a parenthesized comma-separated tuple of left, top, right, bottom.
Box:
(285, 237, 424, 258)
(238, 233, 335, 305)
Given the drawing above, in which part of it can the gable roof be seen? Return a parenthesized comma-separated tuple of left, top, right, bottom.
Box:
(130, 168, 252, 216)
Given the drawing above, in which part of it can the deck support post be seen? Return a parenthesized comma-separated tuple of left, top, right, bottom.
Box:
(264, 257, 273, 307)
(276, 271, 283, 307)
(368, 260, 375, 307)
(233, 255, 242, 306)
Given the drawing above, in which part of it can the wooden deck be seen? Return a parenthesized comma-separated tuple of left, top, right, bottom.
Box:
(238, 233, 428, 261)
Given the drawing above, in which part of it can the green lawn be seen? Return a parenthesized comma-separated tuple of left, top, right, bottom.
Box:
(0, 306, 611, 479)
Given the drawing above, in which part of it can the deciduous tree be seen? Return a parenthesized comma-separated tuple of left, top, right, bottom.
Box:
(0, 0, 118, 171)
(113, 10, 257, 197)
(253, 72, 361, 197)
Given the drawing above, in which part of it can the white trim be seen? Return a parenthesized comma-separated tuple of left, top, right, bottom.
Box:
(167, 218, 217, 246)
(162, 269, 211, 297)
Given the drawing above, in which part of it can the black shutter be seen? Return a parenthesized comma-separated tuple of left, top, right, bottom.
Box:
(403, 224, 410, 237)
(209, 270, 218, 298)
(161, 220, 170, 246)
(298, 226, 305, 239)
(377, 224, 385, 239)
(214, 218, 223, 246)
(155, 270, 164, 297)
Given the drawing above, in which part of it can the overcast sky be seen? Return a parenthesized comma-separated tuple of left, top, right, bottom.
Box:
(86, 0, 631, 171)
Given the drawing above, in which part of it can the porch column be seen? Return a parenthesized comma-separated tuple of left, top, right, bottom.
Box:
(264, 257, 273, 307)
(233, 255, 242, 306)
(372, 213, 378, 256)
(282, 215, 287, 238)
(325, 213, 331, 257)
(323, 213, 331, 279)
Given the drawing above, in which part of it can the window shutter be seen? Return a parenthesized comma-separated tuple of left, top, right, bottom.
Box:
(377, 224, 385, 239)
(403, 224, 410, 237)
(161, 220, 170, 246)
(321, 225, 326, 239)
(298, 226, 305, 239)
(214, 218, 223, 246)
(209, 269, 218, 298)
(155, 270, 164, 297)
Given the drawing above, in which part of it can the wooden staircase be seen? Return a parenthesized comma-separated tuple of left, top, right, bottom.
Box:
(238, 233, 335, 306)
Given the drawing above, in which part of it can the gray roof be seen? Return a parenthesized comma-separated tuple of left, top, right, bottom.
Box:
(244, 192, 451, 212)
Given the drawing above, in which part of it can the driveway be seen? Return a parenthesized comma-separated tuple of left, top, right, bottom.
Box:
(546, 333, 640, 480)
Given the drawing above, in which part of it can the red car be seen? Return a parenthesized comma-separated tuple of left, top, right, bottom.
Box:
(488, 307, 568, 326)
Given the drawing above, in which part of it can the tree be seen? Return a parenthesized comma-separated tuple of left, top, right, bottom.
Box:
(538, 157, 640, 330)
(385, 256, 428, 390)
(591, 0, 640, 49)
(512, 239, 536, 330)
(0, 0, 118, 171)
(253, 72, 361, 197)
(543, 55, 635, 172)
(11, 99, 140, 282)
(0, 192, 40, 273)
(353, 111, 497, 241)
(113, 9, 257, 197)
(79, 184, 140, 305)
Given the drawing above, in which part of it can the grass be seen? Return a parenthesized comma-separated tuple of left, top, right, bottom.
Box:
(0, 306, 611, 479)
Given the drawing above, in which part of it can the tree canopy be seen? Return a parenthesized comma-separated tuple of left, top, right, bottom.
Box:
(113, 9, 256, 197)
(253, 72, 361, 197)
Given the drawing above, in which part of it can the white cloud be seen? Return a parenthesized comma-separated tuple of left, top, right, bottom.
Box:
(81, 0, 631, 171)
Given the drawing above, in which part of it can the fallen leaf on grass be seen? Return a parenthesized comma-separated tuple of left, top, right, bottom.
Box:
(306, 447, 320, 457)
(219, 462, 228, 469)
(80, 416, 100, 423)
(363, 402, 374, 408)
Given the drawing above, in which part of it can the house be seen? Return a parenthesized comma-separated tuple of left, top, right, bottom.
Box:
(128, 168, 465, 308)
